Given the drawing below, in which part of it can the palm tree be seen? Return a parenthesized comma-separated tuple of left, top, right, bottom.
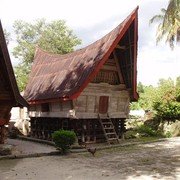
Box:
(150, 0, 180, 49)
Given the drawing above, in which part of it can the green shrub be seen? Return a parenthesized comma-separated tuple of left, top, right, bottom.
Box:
(153, 80, 180, 121)
(136, 124, 158, 137)
(165, 131, 172, 138)
(52, 130, 76, 153)
(124, 130, 139, 139)
(131, 78, 180, 122)
(154, 100, 180, 121)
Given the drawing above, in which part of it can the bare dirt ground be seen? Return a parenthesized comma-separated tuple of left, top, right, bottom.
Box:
(0, 137, 179, 180)
(6, 138, 57, 155)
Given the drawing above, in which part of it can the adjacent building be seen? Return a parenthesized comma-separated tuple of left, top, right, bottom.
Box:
(0, 21, 28, 143)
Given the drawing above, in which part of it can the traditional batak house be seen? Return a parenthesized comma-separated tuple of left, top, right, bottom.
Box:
(0, 21, 28, 144)
(24, 8, 139, 144)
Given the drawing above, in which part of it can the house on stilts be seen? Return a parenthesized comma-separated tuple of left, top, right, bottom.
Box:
(0, 21, 28, 144)
(24, 8, 139, 144)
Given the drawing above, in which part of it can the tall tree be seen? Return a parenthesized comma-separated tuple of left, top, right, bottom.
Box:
(176, 76, 180, 87)
(13, 19, 81, 91)
(176, 76, 180, 102)
(150, 0, 180, 49)
(3, 29, 11, 45)
(137, 82, 145, 93)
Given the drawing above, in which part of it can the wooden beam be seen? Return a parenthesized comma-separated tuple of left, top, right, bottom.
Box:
(116, 45, 126, 50)
(101, 65, 118, 71)
(128, 28, 133, 87)
(113, 51, 125, 84)
(133, 13, 138, 100)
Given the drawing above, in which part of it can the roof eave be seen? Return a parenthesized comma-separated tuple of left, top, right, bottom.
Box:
(0, 21, 28, 107)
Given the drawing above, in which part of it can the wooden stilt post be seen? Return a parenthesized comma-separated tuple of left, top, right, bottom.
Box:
(82, 120, 85, 143)
(0, 126, 5, 144)
(87, 120, 90, 142)
(120, 119, 126, 140)
(0, 112, 11, 144)
(92, 120, 96, 143)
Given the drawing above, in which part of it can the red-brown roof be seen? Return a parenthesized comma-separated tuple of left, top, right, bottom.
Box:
(0, 21, 28, 107)
(24, 7, 138, 104)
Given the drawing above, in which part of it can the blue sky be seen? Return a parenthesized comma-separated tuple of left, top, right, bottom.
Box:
(0, 0, 179, 86)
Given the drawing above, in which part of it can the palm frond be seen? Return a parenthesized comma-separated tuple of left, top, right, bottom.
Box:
(161, 8, 167, 14)
(149, 15, 164, 24)
(150, 0, 180, 49)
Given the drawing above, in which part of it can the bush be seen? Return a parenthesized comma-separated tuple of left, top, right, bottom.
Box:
(165, 131, 172, 138)
(153, 79, 180, 121)
(52, 130, 76, 153)
(154, 101, 180, 120)
(131, 78, 180, 122)
(124, 130, 138, 139)
(136, 124, 158, 137)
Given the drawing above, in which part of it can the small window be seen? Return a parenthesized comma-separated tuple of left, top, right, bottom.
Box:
(41, 103, 50, 112)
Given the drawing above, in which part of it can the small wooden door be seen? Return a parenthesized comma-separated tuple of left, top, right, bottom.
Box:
(99, 96, 109, 114)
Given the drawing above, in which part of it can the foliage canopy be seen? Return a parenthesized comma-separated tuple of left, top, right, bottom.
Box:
(3, 29, 11, 45)
(13, 19, 81, 91)
(131, 77, 180, 121)
(153, 78, 180, 120)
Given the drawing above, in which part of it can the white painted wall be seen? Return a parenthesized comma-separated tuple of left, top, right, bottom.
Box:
(10, 107, 29, 122)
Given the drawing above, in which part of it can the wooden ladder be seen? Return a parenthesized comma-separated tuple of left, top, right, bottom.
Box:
(98, 114, 119, 145)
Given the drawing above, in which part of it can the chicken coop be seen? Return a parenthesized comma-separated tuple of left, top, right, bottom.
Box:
(0, 21, 28, 144)
(24, 8, 139, 144)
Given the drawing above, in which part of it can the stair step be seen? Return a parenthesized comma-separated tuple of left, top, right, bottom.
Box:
(108, 138, 119, 141)
(102, 122, 112, 125)
(106, 133, 116, 135)
(98, 114, 119, 144)
(104, 127, 114, 130)
(100, 118, 110, 120)
(101, 119, 111, 121)
(99, 115, 110, 119)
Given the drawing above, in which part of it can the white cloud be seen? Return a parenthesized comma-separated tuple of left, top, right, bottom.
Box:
(0, 0, 139, 27)
(138, 44, 180, 86)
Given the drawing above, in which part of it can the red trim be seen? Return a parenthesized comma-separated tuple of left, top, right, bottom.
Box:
(133, 8, 139, 101)
(0, 119, 9, 126)
(29, 97, 69, 105)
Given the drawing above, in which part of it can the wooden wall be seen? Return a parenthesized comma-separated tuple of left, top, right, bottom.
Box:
(29, 100, 73, 118)
(28, 57, 130, 119)
(74, 83, 130, 119)
(29, 83, 129, 119)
